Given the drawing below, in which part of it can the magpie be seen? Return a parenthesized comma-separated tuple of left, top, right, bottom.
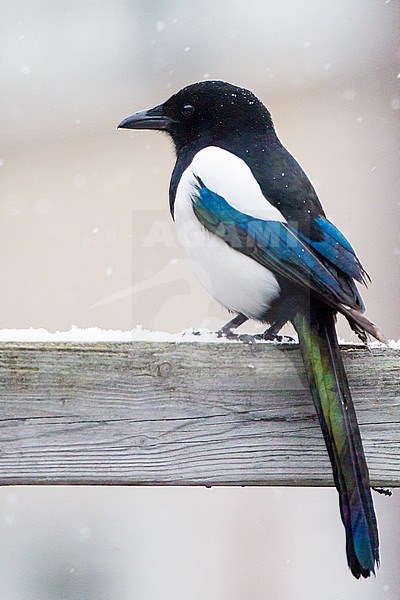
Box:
(118, 80, 385, 578)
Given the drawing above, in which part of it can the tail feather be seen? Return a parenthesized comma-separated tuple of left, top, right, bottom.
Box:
(292, 304, 379, 578)
(340, 305, 387, 345)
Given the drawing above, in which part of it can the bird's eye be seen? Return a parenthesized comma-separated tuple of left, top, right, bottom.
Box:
(181, 104, 195, 117)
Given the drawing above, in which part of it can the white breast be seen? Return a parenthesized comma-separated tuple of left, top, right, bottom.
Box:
(173, 147, 282, 320)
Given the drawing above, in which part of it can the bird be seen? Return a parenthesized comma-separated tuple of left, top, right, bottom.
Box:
(118, 80, 385, 578)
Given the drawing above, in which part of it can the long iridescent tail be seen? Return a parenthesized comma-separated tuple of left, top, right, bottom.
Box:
(292, 303, 379, 578)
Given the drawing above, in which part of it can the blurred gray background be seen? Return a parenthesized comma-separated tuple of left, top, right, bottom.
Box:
(0, 1, 399, 598)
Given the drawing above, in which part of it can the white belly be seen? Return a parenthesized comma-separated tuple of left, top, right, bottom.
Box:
(174, 186, 281, 321)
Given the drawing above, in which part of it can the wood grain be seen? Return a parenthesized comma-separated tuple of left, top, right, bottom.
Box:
(0, 342, 398, 486)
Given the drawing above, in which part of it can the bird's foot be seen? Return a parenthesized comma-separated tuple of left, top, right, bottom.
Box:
(217, 313, 248, 336)
(260, 326, 295, 343)
(261, 333, 295, 343)
(217, 313, 255, 344)
(217, 328, 255, 342)
(372, 486, 392, 497)
(217, 317, 295, 345)
(216, 328, 239, 340)
(217, 328, 262, 350)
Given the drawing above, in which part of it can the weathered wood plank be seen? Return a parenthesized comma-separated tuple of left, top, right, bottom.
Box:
(0, 342, 398, 486)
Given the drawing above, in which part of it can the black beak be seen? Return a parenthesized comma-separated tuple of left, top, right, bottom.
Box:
(117, 103, 173, 131)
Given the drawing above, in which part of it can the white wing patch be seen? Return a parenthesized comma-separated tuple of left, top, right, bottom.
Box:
(188, 146, 286, 222)
(173, 146, 281, 320)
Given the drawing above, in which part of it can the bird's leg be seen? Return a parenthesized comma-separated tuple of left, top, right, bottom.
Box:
(188, 313, 249, 340)
(217, 313, 266, 348)
(249, 299, 296, 343)
(217, 312, 294, 345)
(217, 311, 295, 346)
(259, 320, 295, 343)
(217, 313, 248, 339)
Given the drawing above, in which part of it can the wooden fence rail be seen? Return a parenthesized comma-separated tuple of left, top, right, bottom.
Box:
(0, 341, 398, 486)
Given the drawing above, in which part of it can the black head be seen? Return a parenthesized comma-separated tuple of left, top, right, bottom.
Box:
(118, 80, 274, 153)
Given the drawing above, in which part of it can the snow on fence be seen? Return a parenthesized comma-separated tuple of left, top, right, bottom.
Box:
(0, 333, 399, 486)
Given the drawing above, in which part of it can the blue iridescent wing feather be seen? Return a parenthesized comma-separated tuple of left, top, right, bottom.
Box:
(192, 180, 365, 311)
(300, 216, 369, 285)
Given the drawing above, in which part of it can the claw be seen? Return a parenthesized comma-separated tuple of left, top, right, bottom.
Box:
(217, 329, 260, 349)
(216, 329, 240, 340)
(261, 325, 294, 343)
